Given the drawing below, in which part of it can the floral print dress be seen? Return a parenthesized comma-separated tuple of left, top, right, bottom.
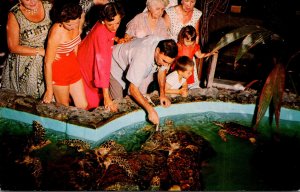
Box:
(1, 1, 52, 98)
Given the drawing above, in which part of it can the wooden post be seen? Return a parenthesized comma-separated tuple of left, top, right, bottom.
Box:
(196, 57, 203, 81)
(207, 52, 218, 88)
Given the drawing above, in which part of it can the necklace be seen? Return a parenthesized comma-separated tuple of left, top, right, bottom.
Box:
(25, 8, 38, 15)
(21, 4, 38, 15)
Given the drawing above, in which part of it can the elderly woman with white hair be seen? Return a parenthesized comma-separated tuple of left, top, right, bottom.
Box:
(144, 0, 178, 11)
(124, 0, 169, 40)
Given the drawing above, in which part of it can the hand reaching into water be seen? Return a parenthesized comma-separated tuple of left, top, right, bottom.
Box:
(148, 108, 159, 125)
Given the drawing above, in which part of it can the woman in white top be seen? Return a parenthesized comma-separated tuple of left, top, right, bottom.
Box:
(164, 0, 201, 41)
(164, 0, 202, 89)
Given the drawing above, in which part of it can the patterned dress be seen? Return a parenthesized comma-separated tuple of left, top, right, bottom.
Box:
(1, 1, 52, 98)
(165, 6, 202, 41)
(165, 6, 202, 88)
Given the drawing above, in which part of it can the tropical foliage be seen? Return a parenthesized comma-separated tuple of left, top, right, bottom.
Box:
(209, 25, 293, 131)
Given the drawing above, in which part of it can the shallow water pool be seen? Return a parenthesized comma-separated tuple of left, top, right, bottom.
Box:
(1, 102, 300, 190)
(99, 111, 300, 191)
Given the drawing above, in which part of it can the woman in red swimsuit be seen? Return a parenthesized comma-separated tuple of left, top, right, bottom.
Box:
(43, 2, 87, 109)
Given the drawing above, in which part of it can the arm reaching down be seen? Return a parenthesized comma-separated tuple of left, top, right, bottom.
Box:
(129, 83, 159, 125)
(157, 68, 171, 107)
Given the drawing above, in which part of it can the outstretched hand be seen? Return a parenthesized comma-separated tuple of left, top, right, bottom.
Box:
(148, 108, 159, 125)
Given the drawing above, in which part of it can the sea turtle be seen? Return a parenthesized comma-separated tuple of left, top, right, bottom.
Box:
(164, 129, 215, 190)
(57, 139, 91, 152)
(167, 146, 203, 190)
(94, 140, 126, 157)
(32, 121, 46, 145)
(141, 130, 181, 156)
(94, 140, 133, 178)
(141, 131, 165, 151)
(164, 118, 174, 127)
(103, 182, 140, 191)
(14, 121, 50, 189)
(212, 121, 257, 143)
(29, 120, 51, 151)
(15, 156, 43, 189)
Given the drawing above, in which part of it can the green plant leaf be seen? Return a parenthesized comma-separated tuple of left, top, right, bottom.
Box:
(234, 31, 273, 68)
(211, 25, 267, 53)
(253, 62, 277, 130)
(272, 63, 286, 129)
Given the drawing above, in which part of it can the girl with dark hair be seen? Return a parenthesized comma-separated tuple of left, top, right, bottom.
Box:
(176, 25, 212, 87)
(43, 2, 88, 109)
(77, 2, 124, 110)
(79, 0, 111, 38)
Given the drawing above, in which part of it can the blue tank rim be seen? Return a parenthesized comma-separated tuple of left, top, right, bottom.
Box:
(1, 101, 299, 142)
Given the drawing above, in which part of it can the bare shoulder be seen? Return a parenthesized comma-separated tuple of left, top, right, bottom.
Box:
(49, 23, 65, 35)
(7, 12, 17, 22)
(48, 23, 65, 42)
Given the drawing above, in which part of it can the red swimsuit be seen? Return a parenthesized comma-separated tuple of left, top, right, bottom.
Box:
(52, 35, 82, 86)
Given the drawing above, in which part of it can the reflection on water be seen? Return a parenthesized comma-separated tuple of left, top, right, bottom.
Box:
(1, 111, 300, 190)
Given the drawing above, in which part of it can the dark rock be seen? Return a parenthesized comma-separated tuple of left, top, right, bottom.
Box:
(0, 87, 299, 128)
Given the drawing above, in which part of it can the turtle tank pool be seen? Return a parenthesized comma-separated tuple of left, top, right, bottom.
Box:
(0, 102, 300, 191)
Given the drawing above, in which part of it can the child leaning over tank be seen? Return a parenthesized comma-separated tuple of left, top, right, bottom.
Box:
(165, 56, 194, 97)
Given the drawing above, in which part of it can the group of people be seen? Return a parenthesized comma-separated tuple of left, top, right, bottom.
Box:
(1, 0, 215, 125)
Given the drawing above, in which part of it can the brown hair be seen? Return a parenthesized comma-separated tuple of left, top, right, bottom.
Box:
(157, 39, 178, 58)
(177, 25, 197, 45)
(52, 2, 82, 23)
(173, 56, 194, 72)
(99, 2, 125, 22)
